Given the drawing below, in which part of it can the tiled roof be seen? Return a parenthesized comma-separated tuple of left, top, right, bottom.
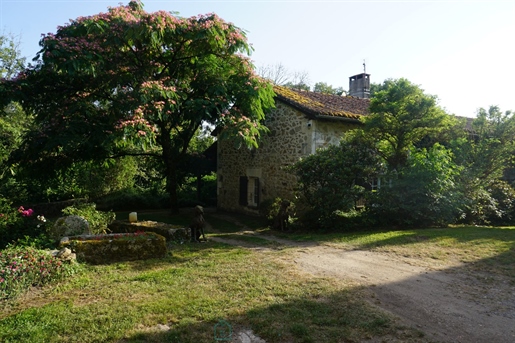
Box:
(273, 85, 370, 121)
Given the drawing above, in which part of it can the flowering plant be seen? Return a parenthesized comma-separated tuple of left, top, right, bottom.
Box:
(0, 246, 82, 300)
(1, 199, 49, 249)
(17, 206, 34, 217)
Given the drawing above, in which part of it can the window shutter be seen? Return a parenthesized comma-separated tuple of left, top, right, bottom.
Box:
(239, 176, 248, 206)
(255, 178, 261, 205)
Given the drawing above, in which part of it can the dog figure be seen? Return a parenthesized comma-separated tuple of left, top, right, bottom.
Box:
(189, 205, 206, 242)
(274, 200, 291, 231)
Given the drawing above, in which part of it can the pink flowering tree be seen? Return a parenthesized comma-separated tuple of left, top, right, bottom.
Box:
(12, 1, 274, 211)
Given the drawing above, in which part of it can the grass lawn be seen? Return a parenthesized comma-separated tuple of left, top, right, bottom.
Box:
(1, 212, 513, 342)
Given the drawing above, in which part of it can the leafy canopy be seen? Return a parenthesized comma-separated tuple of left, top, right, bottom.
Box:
(366, 78, 453, 170)
(10, 1, 274, 209)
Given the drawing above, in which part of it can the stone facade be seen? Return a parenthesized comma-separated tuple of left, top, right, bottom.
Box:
(217, 100, 359, 214)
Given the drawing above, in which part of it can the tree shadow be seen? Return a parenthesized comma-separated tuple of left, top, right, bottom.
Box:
(116, 287, 425, 343)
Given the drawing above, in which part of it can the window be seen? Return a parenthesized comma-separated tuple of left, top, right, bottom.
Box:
(239, 176, 260, 207)
(371, 177, 391, 191)
(371, 177, 381, 191)
(247, 177, 260, 207)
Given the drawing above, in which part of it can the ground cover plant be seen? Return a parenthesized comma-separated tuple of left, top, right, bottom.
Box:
(0, 246, 82, 300)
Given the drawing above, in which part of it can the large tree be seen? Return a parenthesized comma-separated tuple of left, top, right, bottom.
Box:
(10, 1, 274, 210)
(366, 78, 453, 171)
(1, 33, 28, 182)
(313, 82, 344, 96)
(451, 106, 515, 223)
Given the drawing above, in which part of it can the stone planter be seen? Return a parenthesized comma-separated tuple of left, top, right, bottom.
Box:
(60, 232, 167, 264)
(108, 220, 189, 243)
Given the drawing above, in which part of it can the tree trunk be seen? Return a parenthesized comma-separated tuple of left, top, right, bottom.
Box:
(196, 173, 202, 202)
(160, 127, 180, 214)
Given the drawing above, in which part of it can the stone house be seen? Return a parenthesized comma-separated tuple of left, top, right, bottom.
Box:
(216, 73, 371, 214)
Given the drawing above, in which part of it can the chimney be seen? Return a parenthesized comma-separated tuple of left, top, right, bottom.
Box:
(348, 73, 370, 98)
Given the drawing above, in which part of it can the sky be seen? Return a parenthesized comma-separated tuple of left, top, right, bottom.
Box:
(1, 0, 514, 118)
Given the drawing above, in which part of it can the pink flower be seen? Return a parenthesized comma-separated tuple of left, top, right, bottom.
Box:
(18, 206, 34, 217)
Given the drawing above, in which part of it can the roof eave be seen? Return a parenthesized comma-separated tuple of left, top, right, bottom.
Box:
(314, 114, 363, 124)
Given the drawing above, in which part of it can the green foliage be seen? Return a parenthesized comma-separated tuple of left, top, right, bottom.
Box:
(0, 246, 82, 300)
(291, 132, 381, 230)
(177, 172, 217, 207)
(17, 157, 139, 204)
(96, 188, 169, 211)
(486, 180, 515, 225)
(283, 81, 310, 91)
(0, 199, 49, 249)
(9, 233, 55, 250)
(366, 78, 453, 171)
(1, 34, 31, 197)
(12, 1, 275, 210)
(451, 106, 515, 224)
(0, 33, 25, 80)
(261, 197, 296, 226)
(367, 144, 462, 227)
(313, 81, 344, 95)
(61, 203, 115, 235)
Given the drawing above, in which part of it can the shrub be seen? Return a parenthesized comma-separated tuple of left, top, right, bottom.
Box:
(290, 132, 380, 230)
(95, 188, 169, 211)
(366, 144, 462, 227)
(0, 198, 49, 249)
(261, 197, 297, 229)
(0, 246, 82, 300)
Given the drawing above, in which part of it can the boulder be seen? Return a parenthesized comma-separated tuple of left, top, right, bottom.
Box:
(51, 215, 91, 240)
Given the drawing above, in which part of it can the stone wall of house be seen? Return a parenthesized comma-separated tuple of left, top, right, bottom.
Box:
(217, 101, 358, 214)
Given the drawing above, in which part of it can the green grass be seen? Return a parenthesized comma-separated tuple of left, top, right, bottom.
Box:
(211, 233, 283, 248)
(0, 242, 417, 342)
(3, 212, 513, 342)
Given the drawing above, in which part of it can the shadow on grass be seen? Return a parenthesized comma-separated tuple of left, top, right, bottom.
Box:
(117, 289, 417, 343)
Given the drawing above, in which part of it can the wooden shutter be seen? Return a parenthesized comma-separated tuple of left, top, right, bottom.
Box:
(239, 176, 248, 206)
(255, 178, 260, 205)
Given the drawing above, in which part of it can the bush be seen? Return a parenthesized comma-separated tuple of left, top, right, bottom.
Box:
(96, 188, 169, 211)
(0, 198, 49, 249)
(177, 173, 217, 207)
(0, 246, 82, 300)
(291, 132, 380, 231)
(366, 144, 462, 227)
(261, 197, 297, 229)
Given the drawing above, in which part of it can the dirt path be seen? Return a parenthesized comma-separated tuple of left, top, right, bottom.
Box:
(208, 220, 515, 343)
(293, 245, 515, 343)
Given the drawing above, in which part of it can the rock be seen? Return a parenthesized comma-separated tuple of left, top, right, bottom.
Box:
(52, 215, 90, 239)
(51, 247, 77, 262)
(155, 324, 170, 331)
